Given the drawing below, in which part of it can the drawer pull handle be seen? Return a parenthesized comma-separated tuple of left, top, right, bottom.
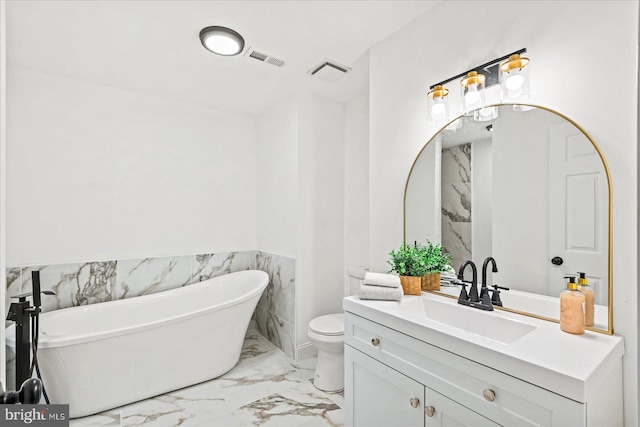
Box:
(409, 397, 420, 408)
(483, 389, 496, 402)
(425, 406, 436, 417)
(371, 338, 380, 347)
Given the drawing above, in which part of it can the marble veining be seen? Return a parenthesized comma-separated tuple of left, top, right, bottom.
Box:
(253, 251, 296, 358)
(71, 329, 343, 427)
(442, 220, 472, 272)
(229, 389, 342, 427)
(117, 256, 192, 299)
(441, 182, 471, 222)
(192, 251, 253, 282)
(20, 262, 117, 312)
(255, 305, 295, 359)
(255, 252, 295, 324)
(442, 143, 472, 267)
(441, 143, 471, 184)
(5, 267, 22, 311)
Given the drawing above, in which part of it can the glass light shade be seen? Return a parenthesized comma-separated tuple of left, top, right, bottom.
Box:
(500, 54, 530, 102)
(445, 117, 463, 131)
(460, 71, 486, 115)
(427, 85, 450, 125)
(473, 106, 499, 122)
(200, 26, 245, 56)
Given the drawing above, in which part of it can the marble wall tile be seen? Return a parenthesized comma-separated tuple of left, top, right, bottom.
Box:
(117, 256, 192, 299)
(5, 267, 23, 313)
(255, 306, 295, 358)
(192, 251, 254, 283)
(20, 262, 117, 312)
(255, 251, 295, 325)
(441, 143, 471, 185)
(442, 219, 472, 273)
(441, 182, 471, 222)
(442, 142, 472, 268)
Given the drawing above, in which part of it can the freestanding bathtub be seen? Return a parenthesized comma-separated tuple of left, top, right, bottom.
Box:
(35, 270, 269, 418)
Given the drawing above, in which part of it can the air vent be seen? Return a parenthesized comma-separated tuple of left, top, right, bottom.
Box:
(307, 59, 352, 83)
(249, 51, 268, 61)
(245, 47, 285, 68)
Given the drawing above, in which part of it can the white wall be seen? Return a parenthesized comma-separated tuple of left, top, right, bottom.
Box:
(344, 93, 370, 294)
(368, 1, 638, 424)
(492, 114, 549, 293)
(256, 92, 346, 356)
(405, 138, 438, 246)
(6, 67, 257, 266)
(297, 93, 345, 350)
(0, 0, 7, 387)
(256, 96, 298, 257)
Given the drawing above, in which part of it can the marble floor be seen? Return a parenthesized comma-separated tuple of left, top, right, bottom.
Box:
(69, 329, 344, 427)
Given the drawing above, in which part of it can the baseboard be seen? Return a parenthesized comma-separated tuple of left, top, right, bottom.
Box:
(296, 341, 318, 361)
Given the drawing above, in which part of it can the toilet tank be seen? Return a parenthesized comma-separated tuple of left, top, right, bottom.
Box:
(347, 267, 367, 296)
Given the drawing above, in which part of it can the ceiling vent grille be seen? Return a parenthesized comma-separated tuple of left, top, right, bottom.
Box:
(245, 48, 285, 68)
(307, 59, 352, 83)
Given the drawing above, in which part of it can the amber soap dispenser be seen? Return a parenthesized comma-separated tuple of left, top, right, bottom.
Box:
(560, 276, 585, 335)
(577, 272, 594, 327)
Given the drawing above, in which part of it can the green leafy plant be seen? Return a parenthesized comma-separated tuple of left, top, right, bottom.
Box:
(423, 241, 452, 274)
(387, 240, 452, 277)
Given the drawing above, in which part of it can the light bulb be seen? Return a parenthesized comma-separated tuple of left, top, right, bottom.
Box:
(200, 27, 245, 56)
(203, 34, 242, 55)
(431, 100, 446, 120)
(505, 69, 524, 91)
(464, 84, 480, 105)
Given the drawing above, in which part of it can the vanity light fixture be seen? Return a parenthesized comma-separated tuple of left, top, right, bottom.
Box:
(426, 48, 528, 122)
(427, 85, 449, 124)
(199, 26, 245, 56)
(500, 53, 530, 102)
(460, 71, 486, 113)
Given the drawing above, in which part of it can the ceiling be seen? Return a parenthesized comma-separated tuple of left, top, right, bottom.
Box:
(6, 0, 440, 116)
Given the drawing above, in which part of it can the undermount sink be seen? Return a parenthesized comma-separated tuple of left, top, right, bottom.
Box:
(420, 296, 538, 344)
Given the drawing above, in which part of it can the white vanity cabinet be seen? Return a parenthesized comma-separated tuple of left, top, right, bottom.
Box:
(346, 344, 498, 427)
(343, 296, 624, 427)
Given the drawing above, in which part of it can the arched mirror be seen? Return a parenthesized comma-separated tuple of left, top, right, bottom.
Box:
(404, 104, 612, 334)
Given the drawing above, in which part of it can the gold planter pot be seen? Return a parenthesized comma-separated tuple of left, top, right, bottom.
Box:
(399, 276, 422, 296)
(421, 273, 441, 291)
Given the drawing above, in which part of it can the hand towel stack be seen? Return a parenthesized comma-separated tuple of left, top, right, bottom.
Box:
(358, 272, 403, 301)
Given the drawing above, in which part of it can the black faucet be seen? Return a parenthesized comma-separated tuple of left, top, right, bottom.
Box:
(481, 257, 498, 300)
(457, 260, 477, 306)
(458, 260, 494, 311)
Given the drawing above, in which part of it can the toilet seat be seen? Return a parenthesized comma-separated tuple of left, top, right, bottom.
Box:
(308, 313, 344, 336)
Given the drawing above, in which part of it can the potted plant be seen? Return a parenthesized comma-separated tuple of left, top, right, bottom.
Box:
(387, 241, 429, 295)
(421, 241, 452, 291)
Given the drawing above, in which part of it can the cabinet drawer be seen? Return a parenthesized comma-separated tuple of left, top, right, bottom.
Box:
(345, 312, 585, 426)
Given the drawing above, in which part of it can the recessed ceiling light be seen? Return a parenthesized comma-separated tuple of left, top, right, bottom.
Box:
(199, 26, 245, 56)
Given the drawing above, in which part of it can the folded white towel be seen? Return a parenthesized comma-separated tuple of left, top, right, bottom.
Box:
(358, 283, 403, 301)
(363, 272, 400, 288)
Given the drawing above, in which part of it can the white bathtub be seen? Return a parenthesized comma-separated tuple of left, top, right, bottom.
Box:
(35, 269, 268, 418)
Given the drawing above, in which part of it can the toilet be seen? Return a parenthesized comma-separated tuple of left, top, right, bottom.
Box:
(307, 267, 365, 392)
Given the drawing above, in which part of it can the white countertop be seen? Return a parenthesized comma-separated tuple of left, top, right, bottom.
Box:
(343, 292, 624, 403)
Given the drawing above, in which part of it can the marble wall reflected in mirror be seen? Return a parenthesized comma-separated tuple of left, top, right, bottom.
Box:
(404, 104, 612, 333)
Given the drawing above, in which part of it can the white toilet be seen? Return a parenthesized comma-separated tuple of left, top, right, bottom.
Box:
(307, 267, 365, 392)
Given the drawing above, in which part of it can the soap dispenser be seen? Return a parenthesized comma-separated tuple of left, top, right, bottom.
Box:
(560, 276, 585, 335)
(577, 272, 594, 327)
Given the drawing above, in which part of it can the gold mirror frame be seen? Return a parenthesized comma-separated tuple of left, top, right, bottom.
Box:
(403, 103, 613, 334)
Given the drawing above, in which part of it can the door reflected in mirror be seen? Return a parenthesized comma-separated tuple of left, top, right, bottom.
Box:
(404, 104, 612, 333)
